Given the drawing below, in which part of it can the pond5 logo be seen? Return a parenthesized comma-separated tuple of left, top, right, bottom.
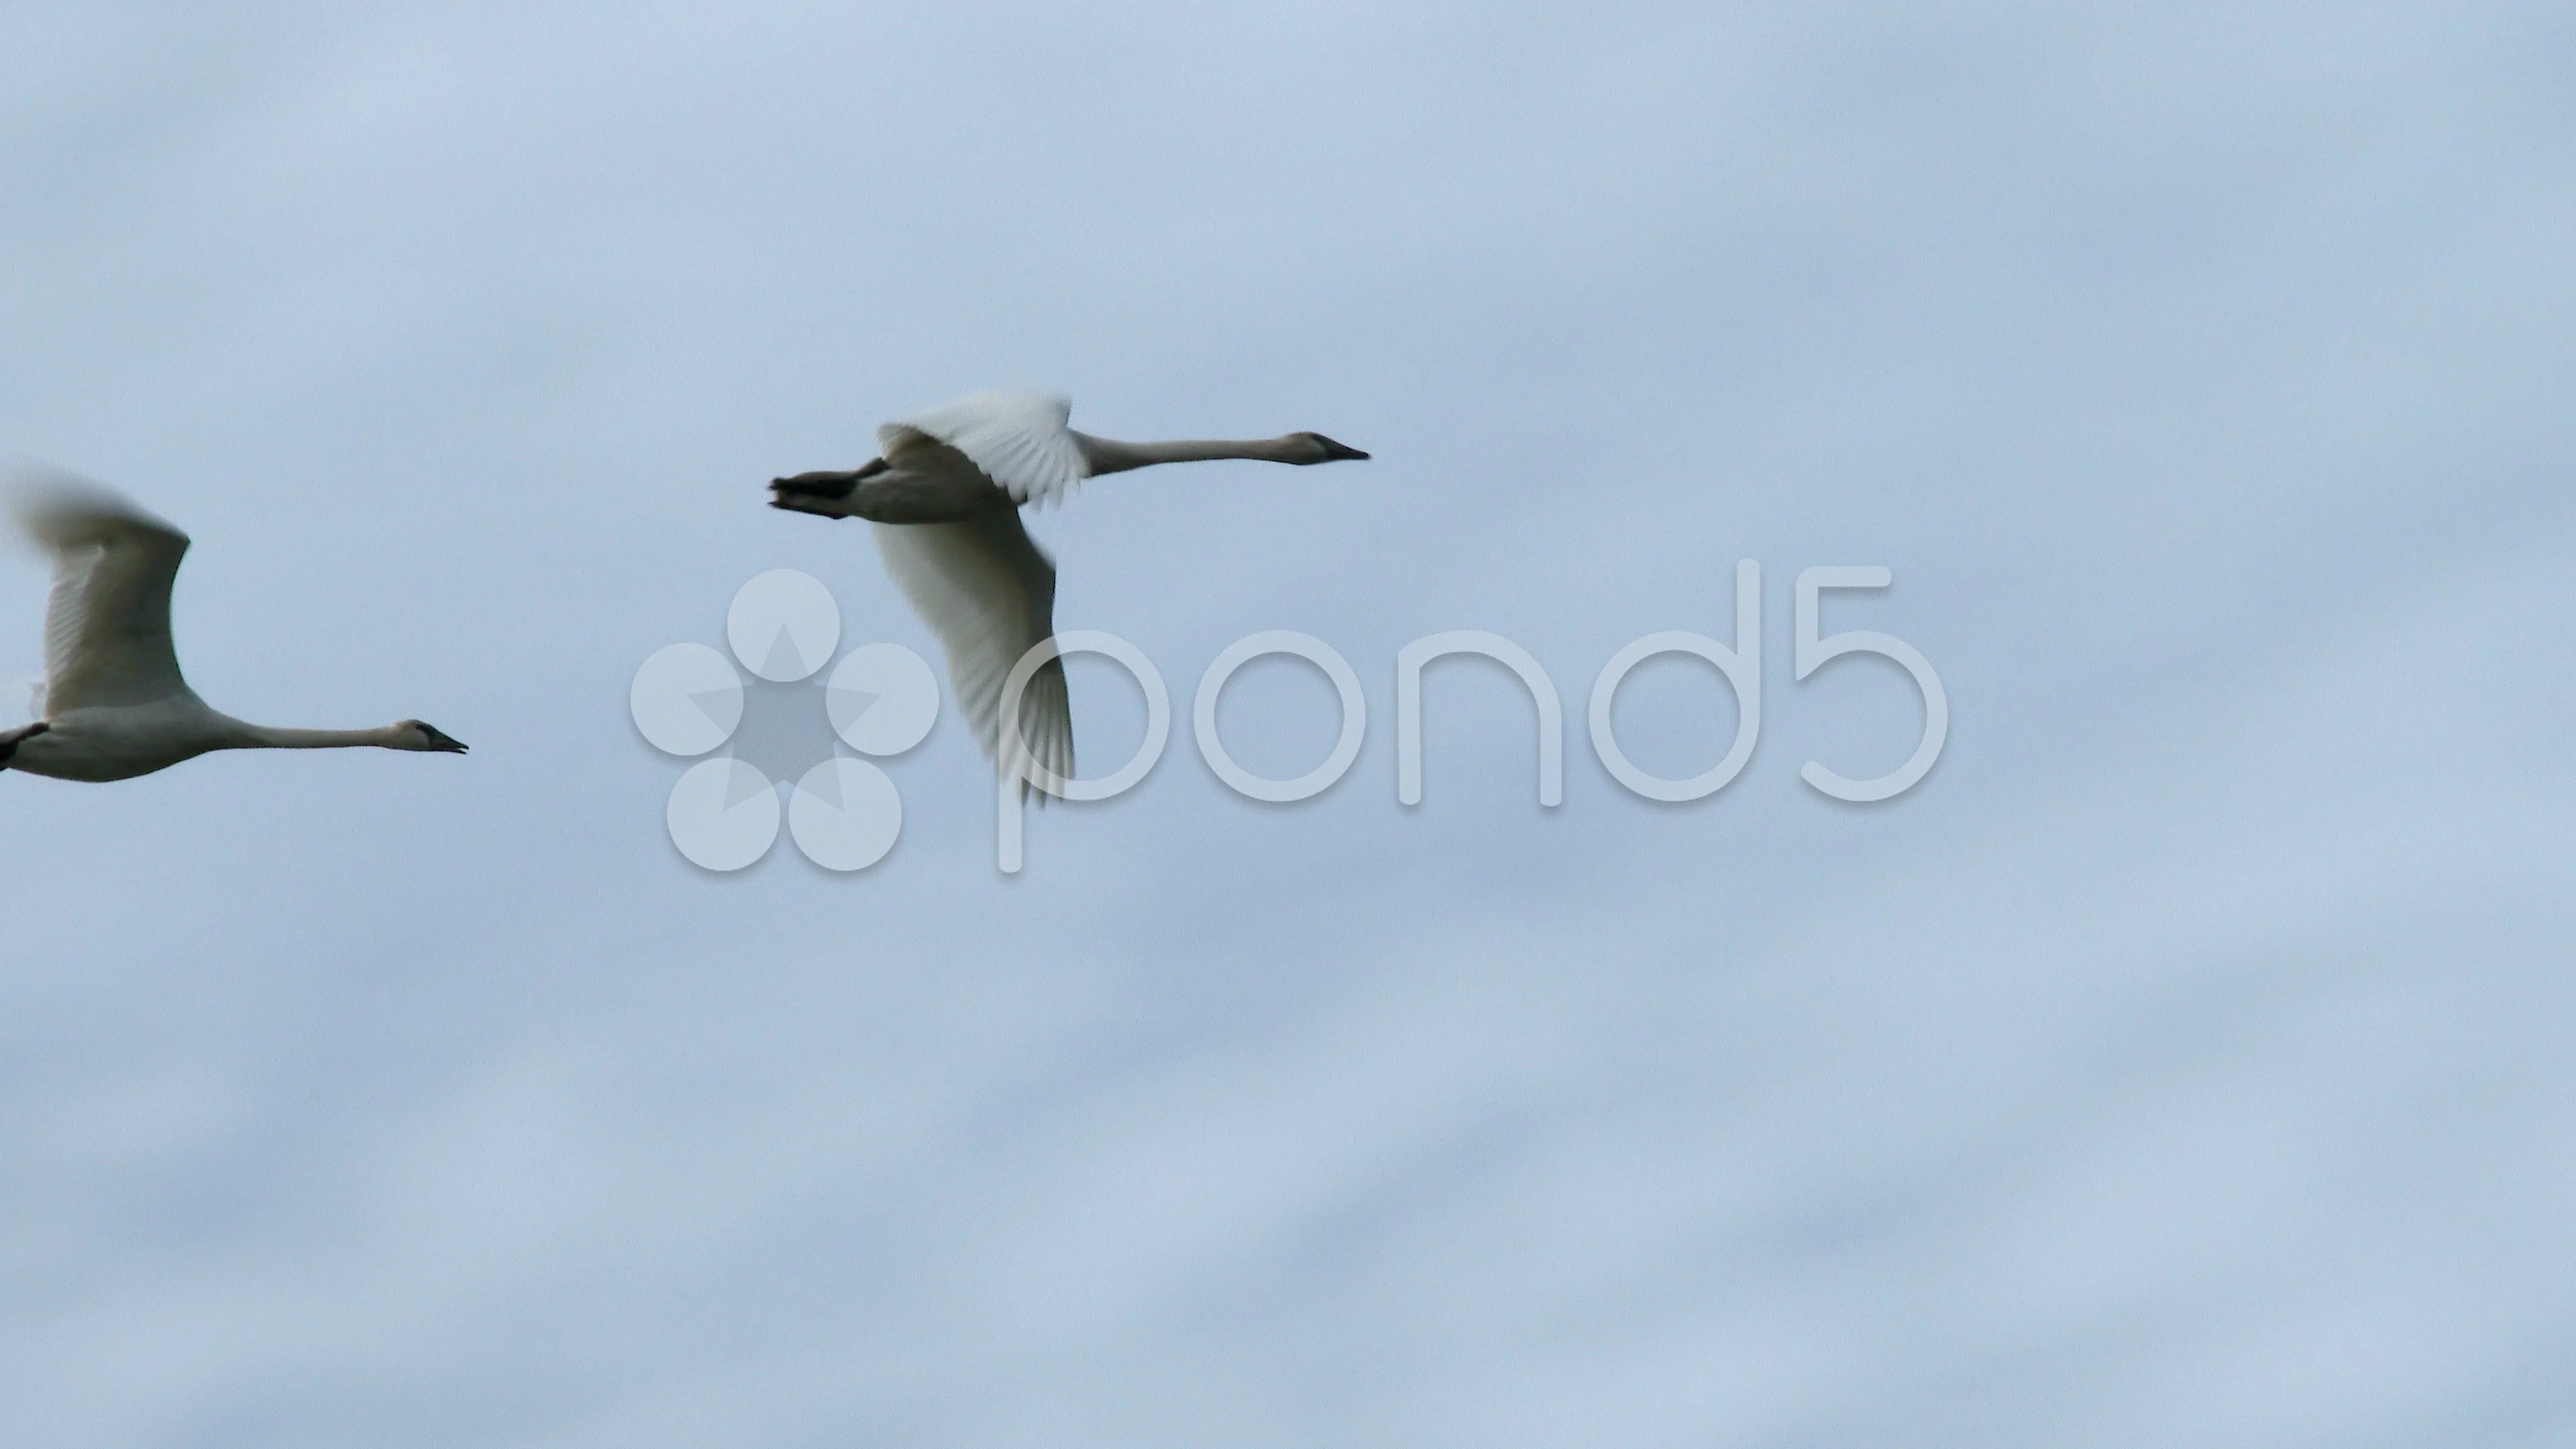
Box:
(638, 561, 1947, 876)
(630, 570, 938, 871)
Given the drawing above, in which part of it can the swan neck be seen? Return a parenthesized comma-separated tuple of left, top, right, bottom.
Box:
(1073, 434, 1303, 474)
(230, 722, 403, 750)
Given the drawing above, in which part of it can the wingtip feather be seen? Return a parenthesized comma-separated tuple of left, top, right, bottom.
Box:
(4, 464, 187, 551)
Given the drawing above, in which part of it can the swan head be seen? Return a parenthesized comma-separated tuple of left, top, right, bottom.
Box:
(1291, 433, 1371, 464)
(395, 720, 470, 754)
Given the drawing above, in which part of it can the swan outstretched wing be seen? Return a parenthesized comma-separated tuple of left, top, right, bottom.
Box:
(871, 511, 1074, 795)
(5, 470, 193, 712)
(882, 391, 1089, 507)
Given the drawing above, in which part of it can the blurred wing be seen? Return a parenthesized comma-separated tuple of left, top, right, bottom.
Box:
(6, 471, 193, 712)
(881, 391, 1089, 507)
(871, 512, 1073, 795)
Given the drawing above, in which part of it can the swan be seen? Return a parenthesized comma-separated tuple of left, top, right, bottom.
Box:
(1, 469, 468, 782)
(767, 392, 1367, 792)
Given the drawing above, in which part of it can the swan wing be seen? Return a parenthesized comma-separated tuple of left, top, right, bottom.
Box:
(6, 471, 193, 712)
(871, 511, 1073, 794)
(881, 391, 1089, 507)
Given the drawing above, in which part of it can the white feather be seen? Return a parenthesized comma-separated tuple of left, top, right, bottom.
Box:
(6, 469, 193, 712)
(871, 513, 1073, 796)
(882, 391, 1090, 507)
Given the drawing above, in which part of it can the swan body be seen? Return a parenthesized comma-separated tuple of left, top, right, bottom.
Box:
(768, 391, 1367, 790)
(2, 470, 467, 783)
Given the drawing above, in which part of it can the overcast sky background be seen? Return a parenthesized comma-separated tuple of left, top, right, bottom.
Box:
(3, 3, 2572, 1445)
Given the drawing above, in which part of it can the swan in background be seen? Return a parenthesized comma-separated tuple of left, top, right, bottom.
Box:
(1, 468, 468, 782)
(767, 392, 1368, 792)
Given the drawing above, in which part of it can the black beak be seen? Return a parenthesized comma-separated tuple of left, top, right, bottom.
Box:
(421, 724, 469, 755)
(1312, 435, 1371, 462)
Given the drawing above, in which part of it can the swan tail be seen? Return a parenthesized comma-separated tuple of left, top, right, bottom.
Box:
(0, 720, 47, 768)
(768, 459, 889, 517)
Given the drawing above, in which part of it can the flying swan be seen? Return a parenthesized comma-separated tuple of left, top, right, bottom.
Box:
(0, 469, 468, 781)
(767, 392, 1367, 793)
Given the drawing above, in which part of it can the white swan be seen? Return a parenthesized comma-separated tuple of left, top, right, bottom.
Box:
(0, 469, 468, 782)
(767, 392, 1367, 792)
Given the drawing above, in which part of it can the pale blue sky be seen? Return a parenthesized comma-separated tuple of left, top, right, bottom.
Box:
(3, 4, 2571, 1445)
